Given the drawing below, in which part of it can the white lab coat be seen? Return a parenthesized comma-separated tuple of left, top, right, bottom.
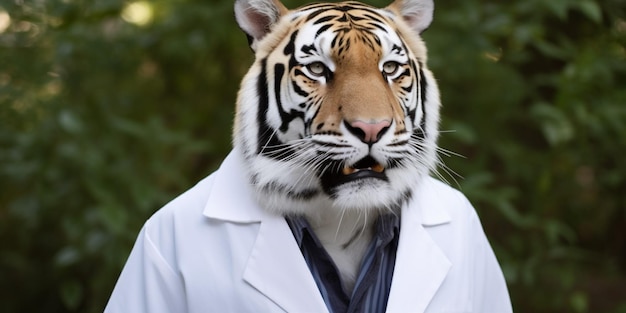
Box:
(105, 150, 513, 313)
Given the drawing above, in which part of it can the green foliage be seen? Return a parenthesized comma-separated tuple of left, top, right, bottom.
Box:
(424, 0, 626, 311)
(1, 0, 243, 311)
(0, 0, 624, 312)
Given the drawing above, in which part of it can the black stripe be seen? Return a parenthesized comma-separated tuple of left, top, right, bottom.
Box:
(313, 15, 336, 25)
(337, 5, 358, 12)
(256, 59, 295, 159)
(301, 44, 317, 55)
(316, 24, 333, 38)
(304, 7, 330, 22)
(340, 4, 384, 18)
(412, 128, 426, 142)
(387, 139, 409, 147)
(401, 83, 413, 93)
(283, 30, 298, 56)
(369, 22, 388, 32)
(407, 60, 419, 123)
(256, 59, 277, 154)
(299, 3, 334, 11)
(418, 61, 428, 132)
(400, 68, 411, 79)
(311, 140, 351, 148)
(291, 78, 309, 97)
(362, 13, 386, 25)
(274, 63, 304, 132)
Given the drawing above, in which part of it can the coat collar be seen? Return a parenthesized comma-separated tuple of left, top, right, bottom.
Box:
(202, 150, 268, 223)
(203, 150, 452, 312)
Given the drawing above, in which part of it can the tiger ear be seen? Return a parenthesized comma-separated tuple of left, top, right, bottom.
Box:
(386, 0, 434, 34)
(235, 0, 289, 51)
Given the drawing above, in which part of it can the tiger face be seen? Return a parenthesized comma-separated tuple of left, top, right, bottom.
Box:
(234, 0, 440, 216)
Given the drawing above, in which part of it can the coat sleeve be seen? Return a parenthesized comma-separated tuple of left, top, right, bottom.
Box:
(469, 206, 514, 313)
(104, 224, 187, 313)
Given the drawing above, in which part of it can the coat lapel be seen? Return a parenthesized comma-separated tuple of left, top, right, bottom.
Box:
(385, 181, 452, 313)
(204, 151, 328, 312)
(243, 214, 329, 313)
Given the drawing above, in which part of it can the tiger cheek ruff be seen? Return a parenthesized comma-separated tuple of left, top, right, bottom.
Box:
(234, 0, 441, 216)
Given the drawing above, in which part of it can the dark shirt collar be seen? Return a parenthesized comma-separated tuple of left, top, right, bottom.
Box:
(287, 213, 400, 249)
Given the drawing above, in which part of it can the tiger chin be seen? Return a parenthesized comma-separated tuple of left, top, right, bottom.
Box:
(233, 0, 441, 291)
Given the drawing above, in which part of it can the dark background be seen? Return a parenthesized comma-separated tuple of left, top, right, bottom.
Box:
(1, 0, 625, 312)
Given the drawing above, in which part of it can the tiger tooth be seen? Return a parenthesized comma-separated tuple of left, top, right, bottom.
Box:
(342, 167, 356, 175)
(372, 164, 385, 173)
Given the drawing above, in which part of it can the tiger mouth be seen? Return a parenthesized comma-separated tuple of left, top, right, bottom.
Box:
(338, 163, 386, 183)
(341, 163, 385, 175)
(320, 156, 388, 194)
(343, 155, 385, 175)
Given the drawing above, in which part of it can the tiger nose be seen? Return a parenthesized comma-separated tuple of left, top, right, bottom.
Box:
(345, 120, 391, 144)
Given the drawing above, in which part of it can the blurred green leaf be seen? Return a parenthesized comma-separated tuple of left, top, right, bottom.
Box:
(577, 1, 602, 23)
(531, 102, 574, 146)
(60, 280, 83, 310)
(55, 247, 81, 267)
(542, 0, 571, 20)
(570, 291, 589, 313)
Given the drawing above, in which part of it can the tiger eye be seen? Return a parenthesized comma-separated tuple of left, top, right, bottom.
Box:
(306, 62, 326, 77)
(382, 61, 399, 76)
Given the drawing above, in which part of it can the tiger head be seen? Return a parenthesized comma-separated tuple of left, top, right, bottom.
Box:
(233, 0, 440, 216)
